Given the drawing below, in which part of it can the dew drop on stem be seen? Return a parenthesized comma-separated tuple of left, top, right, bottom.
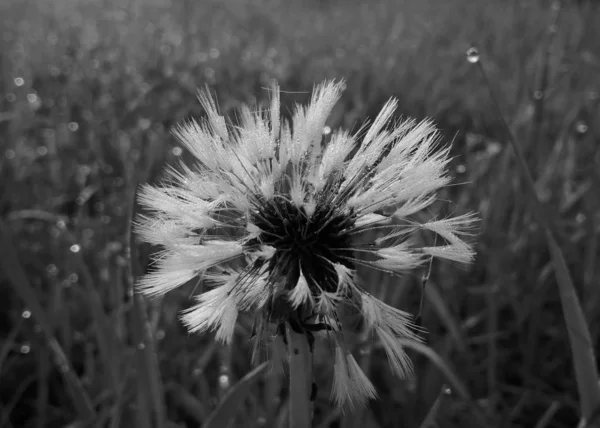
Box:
(465, 47, 480, 64)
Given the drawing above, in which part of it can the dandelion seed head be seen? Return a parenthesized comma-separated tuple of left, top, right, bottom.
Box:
(135, 80, 477, 407)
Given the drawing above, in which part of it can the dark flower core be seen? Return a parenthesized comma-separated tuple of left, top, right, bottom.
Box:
(248, 198, 355, 295)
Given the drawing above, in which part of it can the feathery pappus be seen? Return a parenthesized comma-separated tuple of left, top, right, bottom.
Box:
(135, 80, 476, 407)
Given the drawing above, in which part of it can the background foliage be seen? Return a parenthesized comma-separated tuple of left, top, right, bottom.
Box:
(1, 0, 599, 427)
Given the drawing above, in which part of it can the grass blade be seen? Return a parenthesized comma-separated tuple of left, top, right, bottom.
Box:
(470, 49, 600, 422)
(0, 219, 96, 422)
(127, 185, 167, 428)
(203, 362, 269, 428)
(396, 339, 490, 427)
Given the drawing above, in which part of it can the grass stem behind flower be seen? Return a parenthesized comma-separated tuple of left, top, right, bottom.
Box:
(470, 47, 600, 425)
(286, 324, 314, 428)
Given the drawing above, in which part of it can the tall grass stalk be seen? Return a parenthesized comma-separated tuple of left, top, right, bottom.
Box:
(470, 50, 600, 425)
(0, 219, 96, 422)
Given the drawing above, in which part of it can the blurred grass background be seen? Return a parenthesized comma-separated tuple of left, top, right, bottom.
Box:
(0, 0, 599, 427)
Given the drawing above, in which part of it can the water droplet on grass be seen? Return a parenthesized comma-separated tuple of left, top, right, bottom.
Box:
(533, 90, 544, 100)
(70, 244, 81, 253)
(218, 374, 230, 389)
(14, 77, 24, 86)
(172, 146, 183, 156)
(36, 146, 48, 156)
(20, 343, 31, 354)
(27, 93, 37, 103)
(443, 387, 452, 395)
(137, 343, 146, 350)
(68, 122, 79, 132)
(22, 310, 31, 318)
(575, 121, 588, 134)
(46, 264, 58, 276)
(465, 47, 480, 63)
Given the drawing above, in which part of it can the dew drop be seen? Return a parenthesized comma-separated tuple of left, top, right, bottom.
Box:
(533, 90, 544, 100)
(443, 387, 452, 395)
(218, 374, 230, 389)
(68, 273, 79, 283)
(27, 93, 37, 103)
(22, 309, 31, 319)
(322, 126, 331, 136)
(256, 417, 267, 426)
(138, 118, 151, 130)
(14, 77, 24, 86)
(465, 47, 480, 64)
(137, 343, 146, 350)
(20, 343, 31, 354)
(204, 67, 215, 80)
(209, 48, 220, 59)
(357, 347, 372, 356)
(56, 220, 66, 229)
(70, 244, 81, 253)
(456, 164, 466, 174)
(46, 264, 58, 276)
(36, 146, 48, 156)
(172, 146, 183, 156)
(575, 121, 588, 134)
(68, 122, 79, 132)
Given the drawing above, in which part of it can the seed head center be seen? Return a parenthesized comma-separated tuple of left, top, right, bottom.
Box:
(250, 198, 355, 293)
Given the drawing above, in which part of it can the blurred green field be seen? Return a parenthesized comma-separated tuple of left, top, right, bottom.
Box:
(1, 0, 599, 427)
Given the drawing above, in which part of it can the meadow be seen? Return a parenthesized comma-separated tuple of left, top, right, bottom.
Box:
(1, 0, 599, 427)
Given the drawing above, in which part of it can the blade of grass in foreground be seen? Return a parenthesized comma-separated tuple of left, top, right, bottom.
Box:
(395, 339, 490, 427)
(127, 185, 167, 428)
(0, 219, 96, 422)
(467, 47, 600, 425)
(203, 362, 269, 428)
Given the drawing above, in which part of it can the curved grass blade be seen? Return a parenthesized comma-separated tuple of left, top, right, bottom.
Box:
(469, 49, 600, 423)
(203, 362, 269, 428)
(0, 219, 96, 422)
(396, 339, 490, 427)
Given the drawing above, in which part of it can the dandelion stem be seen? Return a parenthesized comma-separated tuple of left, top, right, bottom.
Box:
(286, 324, 313, 428)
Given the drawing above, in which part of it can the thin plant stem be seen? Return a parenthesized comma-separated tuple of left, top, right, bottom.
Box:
(473, 53, 600, 423)
(286, 324, 313, 428)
